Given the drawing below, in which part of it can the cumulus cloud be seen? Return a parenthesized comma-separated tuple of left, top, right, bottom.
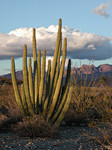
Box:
(92, 2, 111, 18)
(0, 25, 112, 60)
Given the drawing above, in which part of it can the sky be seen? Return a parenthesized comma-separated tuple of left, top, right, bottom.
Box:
(0, 0, 112, 75)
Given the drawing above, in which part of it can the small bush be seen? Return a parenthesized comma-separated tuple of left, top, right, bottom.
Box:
(0, 82, 22, 132)
(88, 120, 112, 149)
(12, 115, 58, 138)
(65, 65, 112, 126)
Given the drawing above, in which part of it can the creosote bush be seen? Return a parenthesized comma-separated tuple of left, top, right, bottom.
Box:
(88, 119, 112, 149)
(0, 83, 22, 132)
(65, 65, 112, 126)
(12, 115, 58, 138)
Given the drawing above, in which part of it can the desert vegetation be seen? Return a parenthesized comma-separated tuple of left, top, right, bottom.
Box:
(0, 19, 112, 149)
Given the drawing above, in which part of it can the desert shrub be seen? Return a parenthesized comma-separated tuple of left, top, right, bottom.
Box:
(0, 77, 22, 85)
(12, 115, 58, 138)
(0, 77, 12, 85)
(88, 119, 112, 149)
(87, 87, 112, 149)
(92, 87, 112, 120)
(0, 83, 22, 132)
(65, 85, 97, 125)
(65, 65, 112, 126)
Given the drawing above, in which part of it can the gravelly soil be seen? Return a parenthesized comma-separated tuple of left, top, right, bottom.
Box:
(0, 126, 104, 150)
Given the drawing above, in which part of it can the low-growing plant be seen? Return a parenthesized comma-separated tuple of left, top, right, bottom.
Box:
(0, 82, 22, 132)
(65, 63, 112, 126)
(12, 115, 58, 138)
(88, 119, 112, 149)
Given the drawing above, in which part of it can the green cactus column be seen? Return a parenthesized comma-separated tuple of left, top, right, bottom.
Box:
(44, 19, 62, 113)
(33, 28, 37, 62)
(54, 87, 73, 127)
(21, 84, 28, 115)
(50, 18, 62, 92)
(29, 57, 34, 108)
(23, 44, 34, 115)
(33, 28, 38, 108)
(39, 49, 46, 106)
(38, 50, 41, 87)
(50, 59, 71, 123)
(47, 38, 67, 120)
(43, 60, 51, 112)
(11, 57, 26, 115)
(52, 32, 62, 94)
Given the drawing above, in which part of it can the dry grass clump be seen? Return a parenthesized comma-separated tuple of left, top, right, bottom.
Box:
(65, 67, 112, 126)
(88, 120, 112, 149)
(12, 115, 58, 138)
(0, 79, 22, 132)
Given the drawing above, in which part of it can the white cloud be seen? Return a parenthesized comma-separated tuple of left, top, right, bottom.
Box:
(46, 56, 69, 71)
(0, 25, 112, 60)
(92, 2, 111, 18)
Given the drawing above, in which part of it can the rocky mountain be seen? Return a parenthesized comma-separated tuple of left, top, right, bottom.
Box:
(1, 64, 112, 81)
(71, 64, 112, 75)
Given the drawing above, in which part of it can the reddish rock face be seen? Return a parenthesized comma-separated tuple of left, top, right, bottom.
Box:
(72, 64, 112, 75)
(98, 64, 112, 73)
(1, 64, 112, 81)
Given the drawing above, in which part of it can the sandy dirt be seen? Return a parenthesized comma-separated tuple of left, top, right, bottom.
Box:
(0, 125, 104, 150)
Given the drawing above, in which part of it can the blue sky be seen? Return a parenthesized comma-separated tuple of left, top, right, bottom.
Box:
(0, 0, 112, 75)
(0, 0, 112, 36)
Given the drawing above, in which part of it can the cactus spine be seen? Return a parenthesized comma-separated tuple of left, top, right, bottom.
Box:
(11, 19, 72, 127)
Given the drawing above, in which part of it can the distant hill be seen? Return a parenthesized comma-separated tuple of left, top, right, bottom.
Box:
(1, 71, 23, 81)
(71, 64, 112, 75)
(1, 64, 112, 83)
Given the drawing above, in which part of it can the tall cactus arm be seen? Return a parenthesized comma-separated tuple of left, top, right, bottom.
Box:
(61, 59, 71, 96)
(44, 19, 62, 113)
(32, 28, 38, 108)
(34, 61, 38, 109)
(33, 28, 37, 62)
(38, 50, 41, 88)
(54, 87, 73, 127)
(43, 60, 51, 112)
(52, 32, 62, 94)
(50, 59, 71, 123)
(29, 57, 34, 108)
(46, 60, 51, 92)
(47, 38, 67, 120)
(50, 19, 62, 91)
(23, 45, 34, 115)
(11, 57, 25, 115)
(39, 49, 46, 106)
(21, 84, 28, 115)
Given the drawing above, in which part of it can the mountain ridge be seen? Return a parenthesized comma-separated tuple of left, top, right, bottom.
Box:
(1, 64, 112, 81)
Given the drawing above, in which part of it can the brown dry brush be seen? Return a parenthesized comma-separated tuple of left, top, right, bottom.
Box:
(88, 120, 112, 149)
(65, 65, 112, 126)
(12, 115, 59, 138)
(0, 82, 22, 132)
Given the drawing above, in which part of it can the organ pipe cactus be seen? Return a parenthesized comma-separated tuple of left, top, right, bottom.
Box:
(11, 18, 73, 127)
